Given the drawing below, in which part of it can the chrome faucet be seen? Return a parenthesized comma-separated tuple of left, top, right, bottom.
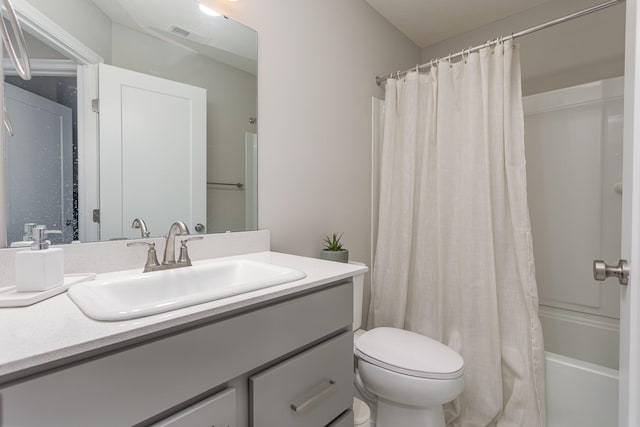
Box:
(131, 217, 150, 238)
(163, 221, 190, 265)
(127, 220, 202, 273)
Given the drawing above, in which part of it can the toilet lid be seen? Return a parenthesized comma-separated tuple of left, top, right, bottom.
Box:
(355, 327, 464, 380)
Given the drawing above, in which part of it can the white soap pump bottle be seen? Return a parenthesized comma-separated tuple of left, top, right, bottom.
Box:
(15, 225, 64, 292)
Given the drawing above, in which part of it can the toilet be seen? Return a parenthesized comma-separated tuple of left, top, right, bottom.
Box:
(351, 263, 464, 427)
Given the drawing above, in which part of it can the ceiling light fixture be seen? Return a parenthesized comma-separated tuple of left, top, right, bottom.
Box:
(198, 3, 221, 16)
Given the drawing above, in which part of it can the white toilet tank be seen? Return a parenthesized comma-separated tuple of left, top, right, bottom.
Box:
(350, 261, 366, 330)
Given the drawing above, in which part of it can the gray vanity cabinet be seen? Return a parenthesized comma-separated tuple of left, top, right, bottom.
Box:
(0, 281, 353, 427)
(251, 331, 353, 427)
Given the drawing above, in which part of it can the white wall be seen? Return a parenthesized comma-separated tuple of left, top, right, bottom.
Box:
(420, 0, 625, 95)
(202, 0, 420, 267)
(524, 78, 623, 369)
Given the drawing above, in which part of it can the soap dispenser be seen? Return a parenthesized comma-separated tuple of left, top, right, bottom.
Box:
(15, 225, 64, 292)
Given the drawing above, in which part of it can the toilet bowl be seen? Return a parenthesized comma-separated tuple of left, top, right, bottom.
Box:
(350, 263, 464, 427)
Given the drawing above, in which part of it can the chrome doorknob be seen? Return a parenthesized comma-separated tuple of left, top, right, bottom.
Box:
(593, 259, 629, 285)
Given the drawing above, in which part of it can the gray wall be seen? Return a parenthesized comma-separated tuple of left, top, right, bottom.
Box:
(24, 0, 112, 62)
(420, 0, 625, 96)
(20, 33, 65, 60)
(206, 0, 420, 267)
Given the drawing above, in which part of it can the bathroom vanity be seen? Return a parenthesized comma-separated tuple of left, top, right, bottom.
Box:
(0, 250, 365, 427)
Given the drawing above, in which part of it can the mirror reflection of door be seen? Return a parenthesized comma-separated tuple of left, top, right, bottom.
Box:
(98, 63, 207, 240)
(4, 82, 74, 245)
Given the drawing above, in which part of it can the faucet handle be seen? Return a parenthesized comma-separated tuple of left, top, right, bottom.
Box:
(127, 241, 160, 272)
(177, 236, 203, 266)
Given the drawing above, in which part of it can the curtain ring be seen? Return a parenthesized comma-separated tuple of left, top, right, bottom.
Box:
(447, 53, 452, 68)
(484, 39, 493, 55)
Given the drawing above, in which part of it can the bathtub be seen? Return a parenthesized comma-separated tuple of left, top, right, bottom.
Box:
(358, 351, 617, 426)
(545, 351, 618, 427)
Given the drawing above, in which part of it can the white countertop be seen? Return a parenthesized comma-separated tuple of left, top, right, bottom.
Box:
(0, 251, 367, 384)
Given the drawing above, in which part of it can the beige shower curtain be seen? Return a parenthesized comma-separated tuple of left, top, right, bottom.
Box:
(369, 39, 546, 426)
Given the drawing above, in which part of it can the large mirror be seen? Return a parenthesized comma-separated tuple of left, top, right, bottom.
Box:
(1, 0, 257, 248)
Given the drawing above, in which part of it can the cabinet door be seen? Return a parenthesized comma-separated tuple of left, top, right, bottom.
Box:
(152, 388, 236, 427)
(251, 332, 353, 427)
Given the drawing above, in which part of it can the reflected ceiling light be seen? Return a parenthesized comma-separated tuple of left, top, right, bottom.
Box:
(199, 3, 221, 16)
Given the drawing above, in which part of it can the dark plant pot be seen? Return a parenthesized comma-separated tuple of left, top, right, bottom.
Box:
(321, 249, 349, 263)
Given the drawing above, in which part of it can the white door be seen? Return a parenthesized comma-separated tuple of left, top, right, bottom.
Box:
(4, 83, 73, 245)
(98, 63, 206, 240)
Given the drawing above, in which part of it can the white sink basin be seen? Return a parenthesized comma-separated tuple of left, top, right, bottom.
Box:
(67, 259, 307, 321)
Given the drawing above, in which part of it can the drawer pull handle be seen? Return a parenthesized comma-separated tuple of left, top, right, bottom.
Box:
(290, 379, 337, 413)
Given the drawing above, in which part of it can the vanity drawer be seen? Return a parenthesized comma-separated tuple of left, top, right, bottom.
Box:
(250, 331, 353, 427)
(152, 388, 236, 427)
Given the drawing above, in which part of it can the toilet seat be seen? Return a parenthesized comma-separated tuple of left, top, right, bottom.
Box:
(355, 327, 464, 380)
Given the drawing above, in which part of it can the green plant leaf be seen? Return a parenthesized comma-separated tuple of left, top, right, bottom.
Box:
(323, 232, 344, 251)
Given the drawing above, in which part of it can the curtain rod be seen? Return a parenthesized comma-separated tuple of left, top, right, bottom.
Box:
(376, 0, 625, 86)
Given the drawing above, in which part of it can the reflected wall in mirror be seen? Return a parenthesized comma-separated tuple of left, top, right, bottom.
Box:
(2, 0, 258, 248)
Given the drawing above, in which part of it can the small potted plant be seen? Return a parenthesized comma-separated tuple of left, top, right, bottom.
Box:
(321, 232, 349, 263)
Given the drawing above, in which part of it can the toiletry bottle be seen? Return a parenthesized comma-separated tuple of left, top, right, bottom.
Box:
(15, 225, 64, 292)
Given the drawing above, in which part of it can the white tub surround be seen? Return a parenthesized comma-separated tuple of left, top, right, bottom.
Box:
(0, 231, 367, 385)
(524, 77, 623, 370)
(545, 352, 618, 427)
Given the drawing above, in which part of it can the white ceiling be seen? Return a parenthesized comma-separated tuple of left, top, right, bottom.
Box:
(365, 0, 555, 48)
(90, 0, 257, 74)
